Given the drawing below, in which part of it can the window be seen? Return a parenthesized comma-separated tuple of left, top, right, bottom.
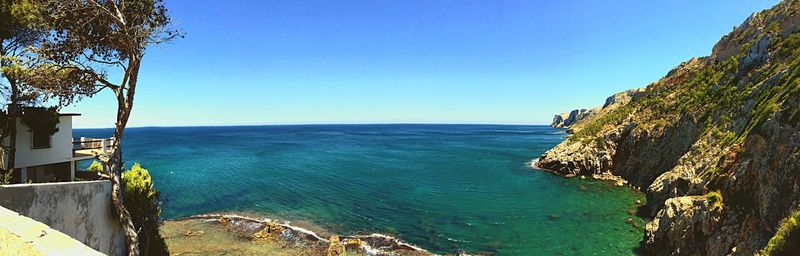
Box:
(32, 130, 51, 149)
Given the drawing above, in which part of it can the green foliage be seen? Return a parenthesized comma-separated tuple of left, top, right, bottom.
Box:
(0, 0, 43, 39)
(768, 21, 781, 34)
(710, 127, 738, 147)
(122, 163, 169, 256)
(760, 209, 800, 256)
(776, 33, 800, 58)
(31, 2, 182, 253)
(40, 0, 180, 65)
(781, 103, 800, 126)
(1, 0, 97, 107)
(22, 62, 99, 105)
(571, 104, 634, 142)
(706, 191, 724, 210)
(87, 160, 104, 173)
(20, 106, 59, 135)
(700, 167, 721, 179)
(569, 23, 800, 171)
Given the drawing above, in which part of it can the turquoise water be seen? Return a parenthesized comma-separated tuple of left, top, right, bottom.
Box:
(75, 124, 645, 255)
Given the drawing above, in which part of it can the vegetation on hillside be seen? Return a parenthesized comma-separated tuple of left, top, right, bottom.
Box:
(568, 5, 800, 179)
(760, 209, 800, 256)
(122, 163, 169, 256)
(706, 191, 724, 210)
(539, 2, 800, 254)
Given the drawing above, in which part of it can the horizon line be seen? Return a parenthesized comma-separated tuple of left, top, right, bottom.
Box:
(73, 122, 553, 130)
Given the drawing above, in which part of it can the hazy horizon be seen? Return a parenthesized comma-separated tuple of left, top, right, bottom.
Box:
(74, 122, 551, 130)
(60, 0, 781, 128)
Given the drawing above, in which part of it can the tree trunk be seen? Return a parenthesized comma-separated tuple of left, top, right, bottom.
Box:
(107, 115, 140, 256)
(0, 113, 10, 184)
(108, 146, 139, 256)
(7, 80, 19, 181)
(0, 47, 17, 183)
(106, 57, 141, 256)
(0, 54, 19, 183)
(7, 107, 18, 182)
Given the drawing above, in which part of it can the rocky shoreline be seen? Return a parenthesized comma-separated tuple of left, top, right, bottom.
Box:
(530, 159, 631, 188)
(162, 213, 454, 256)
(536, 1, 800, 255)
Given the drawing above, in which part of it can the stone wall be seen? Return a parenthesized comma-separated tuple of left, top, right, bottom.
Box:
(0, 180, 125, 255)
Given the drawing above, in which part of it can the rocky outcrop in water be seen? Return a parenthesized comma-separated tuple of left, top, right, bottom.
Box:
(537, 1, 800, 255)
(173, 214, 442, 256)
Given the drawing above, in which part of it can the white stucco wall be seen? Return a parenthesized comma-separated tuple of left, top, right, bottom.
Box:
(12, 116, 75, 169)
(0, 206, 104, 255)
(0, 180, 126, 256)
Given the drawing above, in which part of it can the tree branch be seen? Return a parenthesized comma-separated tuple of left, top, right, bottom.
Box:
(82, 52, 126, 68)
(86, 0, 126, 26)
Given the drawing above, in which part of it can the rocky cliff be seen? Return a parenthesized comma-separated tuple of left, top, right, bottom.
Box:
(538, 1, 800, 255)
(551, 89, 644, 129)
(552, 108, 597, 129)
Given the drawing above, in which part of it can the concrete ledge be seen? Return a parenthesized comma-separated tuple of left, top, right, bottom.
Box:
(0, 180, 125, 255)
(0, 206, 104, 255)
(0, 180, 109, 188)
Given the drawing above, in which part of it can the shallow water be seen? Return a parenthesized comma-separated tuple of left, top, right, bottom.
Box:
(76, 124, 645, 255)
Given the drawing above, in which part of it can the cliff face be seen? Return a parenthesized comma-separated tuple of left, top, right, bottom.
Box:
(552, 109, 597, 128)
(551, 89, 645, 129)
(538, 1, 800, 255)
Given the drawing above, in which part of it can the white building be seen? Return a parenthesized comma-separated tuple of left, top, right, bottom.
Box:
(2, 113, 112, 183)
(0, 112, 125, 255)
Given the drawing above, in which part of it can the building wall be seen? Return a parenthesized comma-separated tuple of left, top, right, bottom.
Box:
(0, 180, 126, 256)
(13, 116, 75, 169)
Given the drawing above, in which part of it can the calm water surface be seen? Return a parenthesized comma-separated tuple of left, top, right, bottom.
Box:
(76, 124, 644, 255)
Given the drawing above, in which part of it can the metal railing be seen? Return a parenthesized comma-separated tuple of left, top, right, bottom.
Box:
(72, 137, 115, 155)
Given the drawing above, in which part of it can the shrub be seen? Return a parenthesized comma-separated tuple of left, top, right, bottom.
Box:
(87, 161, 104, 173)
(571, 105, 633, 142)
(122, 163, 169, 256)
(761, 209, 800, 256)
(706, 191, 724, 210)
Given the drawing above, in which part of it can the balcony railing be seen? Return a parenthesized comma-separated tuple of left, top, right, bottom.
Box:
(73, 137, 115, 157)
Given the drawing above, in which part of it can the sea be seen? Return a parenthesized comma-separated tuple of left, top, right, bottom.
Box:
(75, 124, 645, 255)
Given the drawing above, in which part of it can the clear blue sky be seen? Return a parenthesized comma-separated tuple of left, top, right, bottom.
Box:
(64, 0, 781, 128)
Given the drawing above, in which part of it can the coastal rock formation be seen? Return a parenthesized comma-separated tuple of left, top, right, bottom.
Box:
(643, 196, 724, 254)
(551, 88, 644, 129)
(537, 1, 800, 255)
(552, 108, 597, 129)
(604, 88, 645, 109)
(167, 214, 439, 256)
(326, 235, 345, 256)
